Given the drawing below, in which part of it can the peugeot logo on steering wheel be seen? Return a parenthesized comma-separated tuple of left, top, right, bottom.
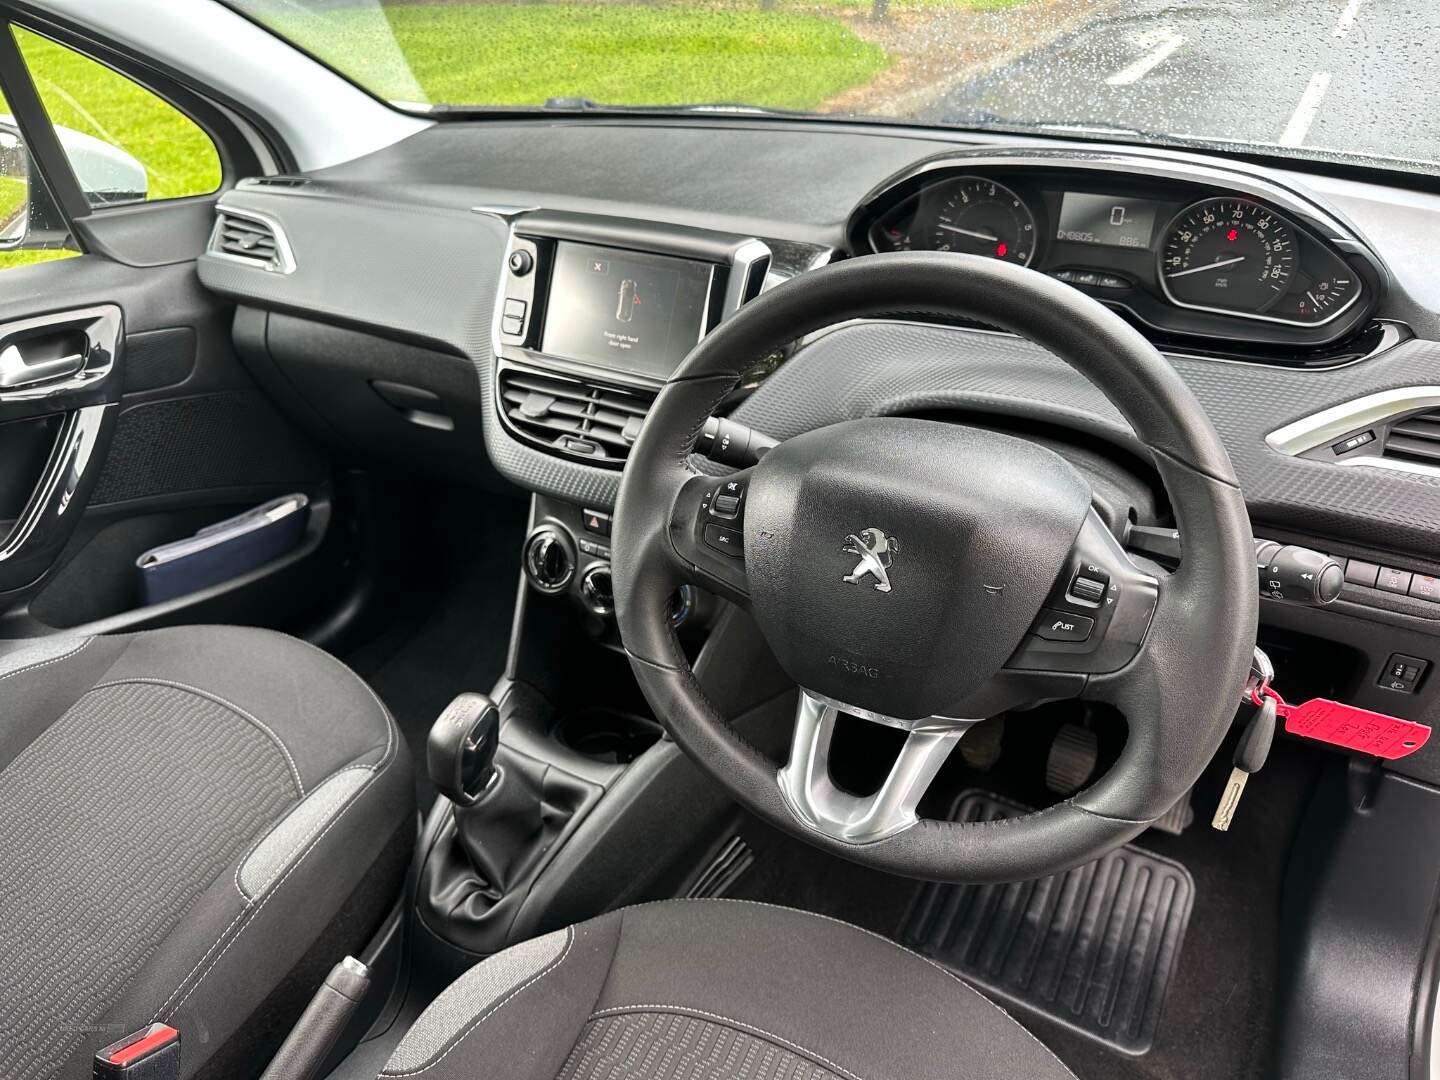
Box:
(842, 528, 898, 593)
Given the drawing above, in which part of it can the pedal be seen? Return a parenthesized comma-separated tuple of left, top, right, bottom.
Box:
(1044, 722, 1098, 795)
(958, 715, 1004, 772)
(1150, 790, 1194, 836)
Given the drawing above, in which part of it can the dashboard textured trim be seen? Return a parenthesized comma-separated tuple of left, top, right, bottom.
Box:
(731, 321, 1440, 554)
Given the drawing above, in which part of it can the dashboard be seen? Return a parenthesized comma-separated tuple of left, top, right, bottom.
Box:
(193, 118, 1440, 791)
(845, 149, 1388, 353)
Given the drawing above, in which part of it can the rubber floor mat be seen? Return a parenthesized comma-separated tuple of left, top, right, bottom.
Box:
(901, 791, 1194, 1055)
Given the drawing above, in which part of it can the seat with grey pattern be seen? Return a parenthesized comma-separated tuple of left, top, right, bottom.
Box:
(0, 625, 414, 1080)
(380, 899, 1076, 1080)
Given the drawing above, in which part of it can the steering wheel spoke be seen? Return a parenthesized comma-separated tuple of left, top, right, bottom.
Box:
(663, 468, 754, 608)
(777, 689, 978, 845)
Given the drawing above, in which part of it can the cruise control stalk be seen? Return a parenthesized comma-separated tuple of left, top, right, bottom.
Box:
(697, 416, 778, 468)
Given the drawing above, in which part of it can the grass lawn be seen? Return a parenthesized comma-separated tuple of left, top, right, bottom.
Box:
(261, 4, 892, 110)
(14, 28, 221, 201)
(0, 175, 23, 221)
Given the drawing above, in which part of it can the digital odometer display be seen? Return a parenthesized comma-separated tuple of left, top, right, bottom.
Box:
(1159, 198, 1296, 315)
(1055, 192, 1158, 249)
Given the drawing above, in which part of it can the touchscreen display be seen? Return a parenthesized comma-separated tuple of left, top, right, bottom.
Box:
(1055, 192, 1158, 249)
(541, 242, 714, 377)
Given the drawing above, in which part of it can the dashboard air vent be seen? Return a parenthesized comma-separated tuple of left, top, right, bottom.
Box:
(1384, 411, 1440, 465)
(209, 210, 294, 273)
(248, 175, 311, 188)
(498, 368, 656, 466)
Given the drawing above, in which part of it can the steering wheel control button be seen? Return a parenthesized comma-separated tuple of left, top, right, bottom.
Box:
(1380, 654, 1428, 694)
(581, 508, 611, 536)
(707, 479, 746, 520)
(702, 523, 744, 558)
(1031, 608, 1094, 642)
(1343, 559, 1381, 588)
(1376, 566, 1413, 595)
(1068, 571, 1109, 606)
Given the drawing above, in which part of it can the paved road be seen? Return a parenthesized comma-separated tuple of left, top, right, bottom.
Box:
(915, 0, 1440, 172)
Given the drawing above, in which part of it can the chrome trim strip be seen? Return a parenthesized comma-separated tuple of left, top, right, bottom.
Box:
(206, 206, 296, 274)
(1266, 387, 1440, 455)
(0, 403, 110, 564)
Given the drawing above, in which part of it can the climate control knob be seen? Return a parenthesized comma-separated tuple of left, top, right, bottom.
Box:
(580, 564, 614, 615)
(524, 529, 574, 593)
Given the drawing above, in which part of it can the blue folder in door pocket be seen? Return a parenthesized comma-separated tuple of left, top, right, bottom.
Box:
(136, 494, 310, 606)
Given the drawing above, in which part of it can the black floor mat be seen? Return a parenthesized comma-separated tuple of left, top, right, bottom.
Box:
(726, 732, 1327, 1080)
(901, 791, 1194, 1055)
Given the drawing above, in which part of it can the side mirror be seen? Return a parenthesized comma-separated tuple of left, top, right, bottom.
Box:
(0, 120, 27, 251)
(0, 114, 148, 251)
(54, 122, 147, 207)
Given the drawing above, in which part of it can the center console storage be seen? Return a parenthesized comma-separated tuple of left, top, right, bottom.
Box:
(411, 493, 795, 982)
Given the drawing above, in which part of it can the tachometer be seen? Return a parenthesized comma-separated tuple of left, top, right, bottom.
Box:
(930, 178, 1036, 265)
(1159, 198, 1295, 315)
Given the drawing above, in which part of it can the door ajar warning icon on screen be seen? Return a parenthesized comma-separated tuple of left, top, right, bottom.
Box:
(615, 279, 639, 322)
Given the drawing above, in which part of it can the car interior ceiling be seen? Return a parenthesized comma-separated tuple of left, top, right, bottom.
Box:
(4, 2, 1440, 1080)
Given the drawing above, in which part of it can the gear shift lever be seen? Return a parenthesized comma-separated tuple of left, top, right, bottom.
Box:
(426, 692, 501, 806)
(418, 693, 603, 952)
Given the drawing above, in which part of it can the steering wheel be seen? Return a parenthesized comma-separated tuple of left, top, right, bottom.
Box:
(612, 252, 1257, 883)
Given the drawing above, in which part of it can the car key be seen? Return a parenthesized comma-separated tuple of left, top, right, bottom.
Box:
(1211, 691, 1277, 832)
(1212, 647, 1276, 834)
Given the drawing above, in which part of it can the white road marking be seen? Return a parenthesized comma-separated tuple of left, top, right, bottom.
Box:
(1104, 29, 1185, 86)
(1333, 0, 1363, 38)
(1279, 71, 1331, 147)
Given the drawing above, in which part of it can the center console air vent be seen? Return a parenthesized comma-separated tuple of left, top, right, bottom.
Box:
(1384, 411, 1440, 465)
(498, 367, 656, 467)
(207, 209, 295, 273)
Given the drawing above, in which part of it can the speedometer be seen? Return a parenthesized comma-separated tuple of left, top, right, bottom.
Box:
(930, 178, 1036, 265)
(1159, 198, 1295, 315)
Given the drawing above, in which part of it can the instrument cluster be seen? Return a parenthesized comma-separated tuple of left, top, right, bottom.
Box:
(849, 153, 1384, 350)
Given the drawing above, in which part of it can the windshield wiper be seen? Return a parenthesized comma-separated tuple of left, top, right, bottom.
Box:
(539, 97, 816, 117)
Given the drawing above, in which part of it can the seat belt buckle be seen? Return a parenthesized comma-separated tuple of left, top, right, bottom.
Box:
(94, 1024, 180, 1079)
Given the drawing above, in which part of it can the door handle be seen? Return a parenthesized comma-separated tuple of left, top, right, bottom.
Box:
(0, 342, 85, 390)
(0, 304, 120, 414)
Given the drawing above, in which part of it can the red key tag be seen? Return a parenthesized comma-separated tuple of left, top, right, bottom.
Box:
(1253, 687, 1431, 760)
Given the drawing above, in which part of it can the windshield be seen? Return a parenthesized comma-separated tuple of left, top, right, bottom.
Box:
(226, 0, 1440, 176)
